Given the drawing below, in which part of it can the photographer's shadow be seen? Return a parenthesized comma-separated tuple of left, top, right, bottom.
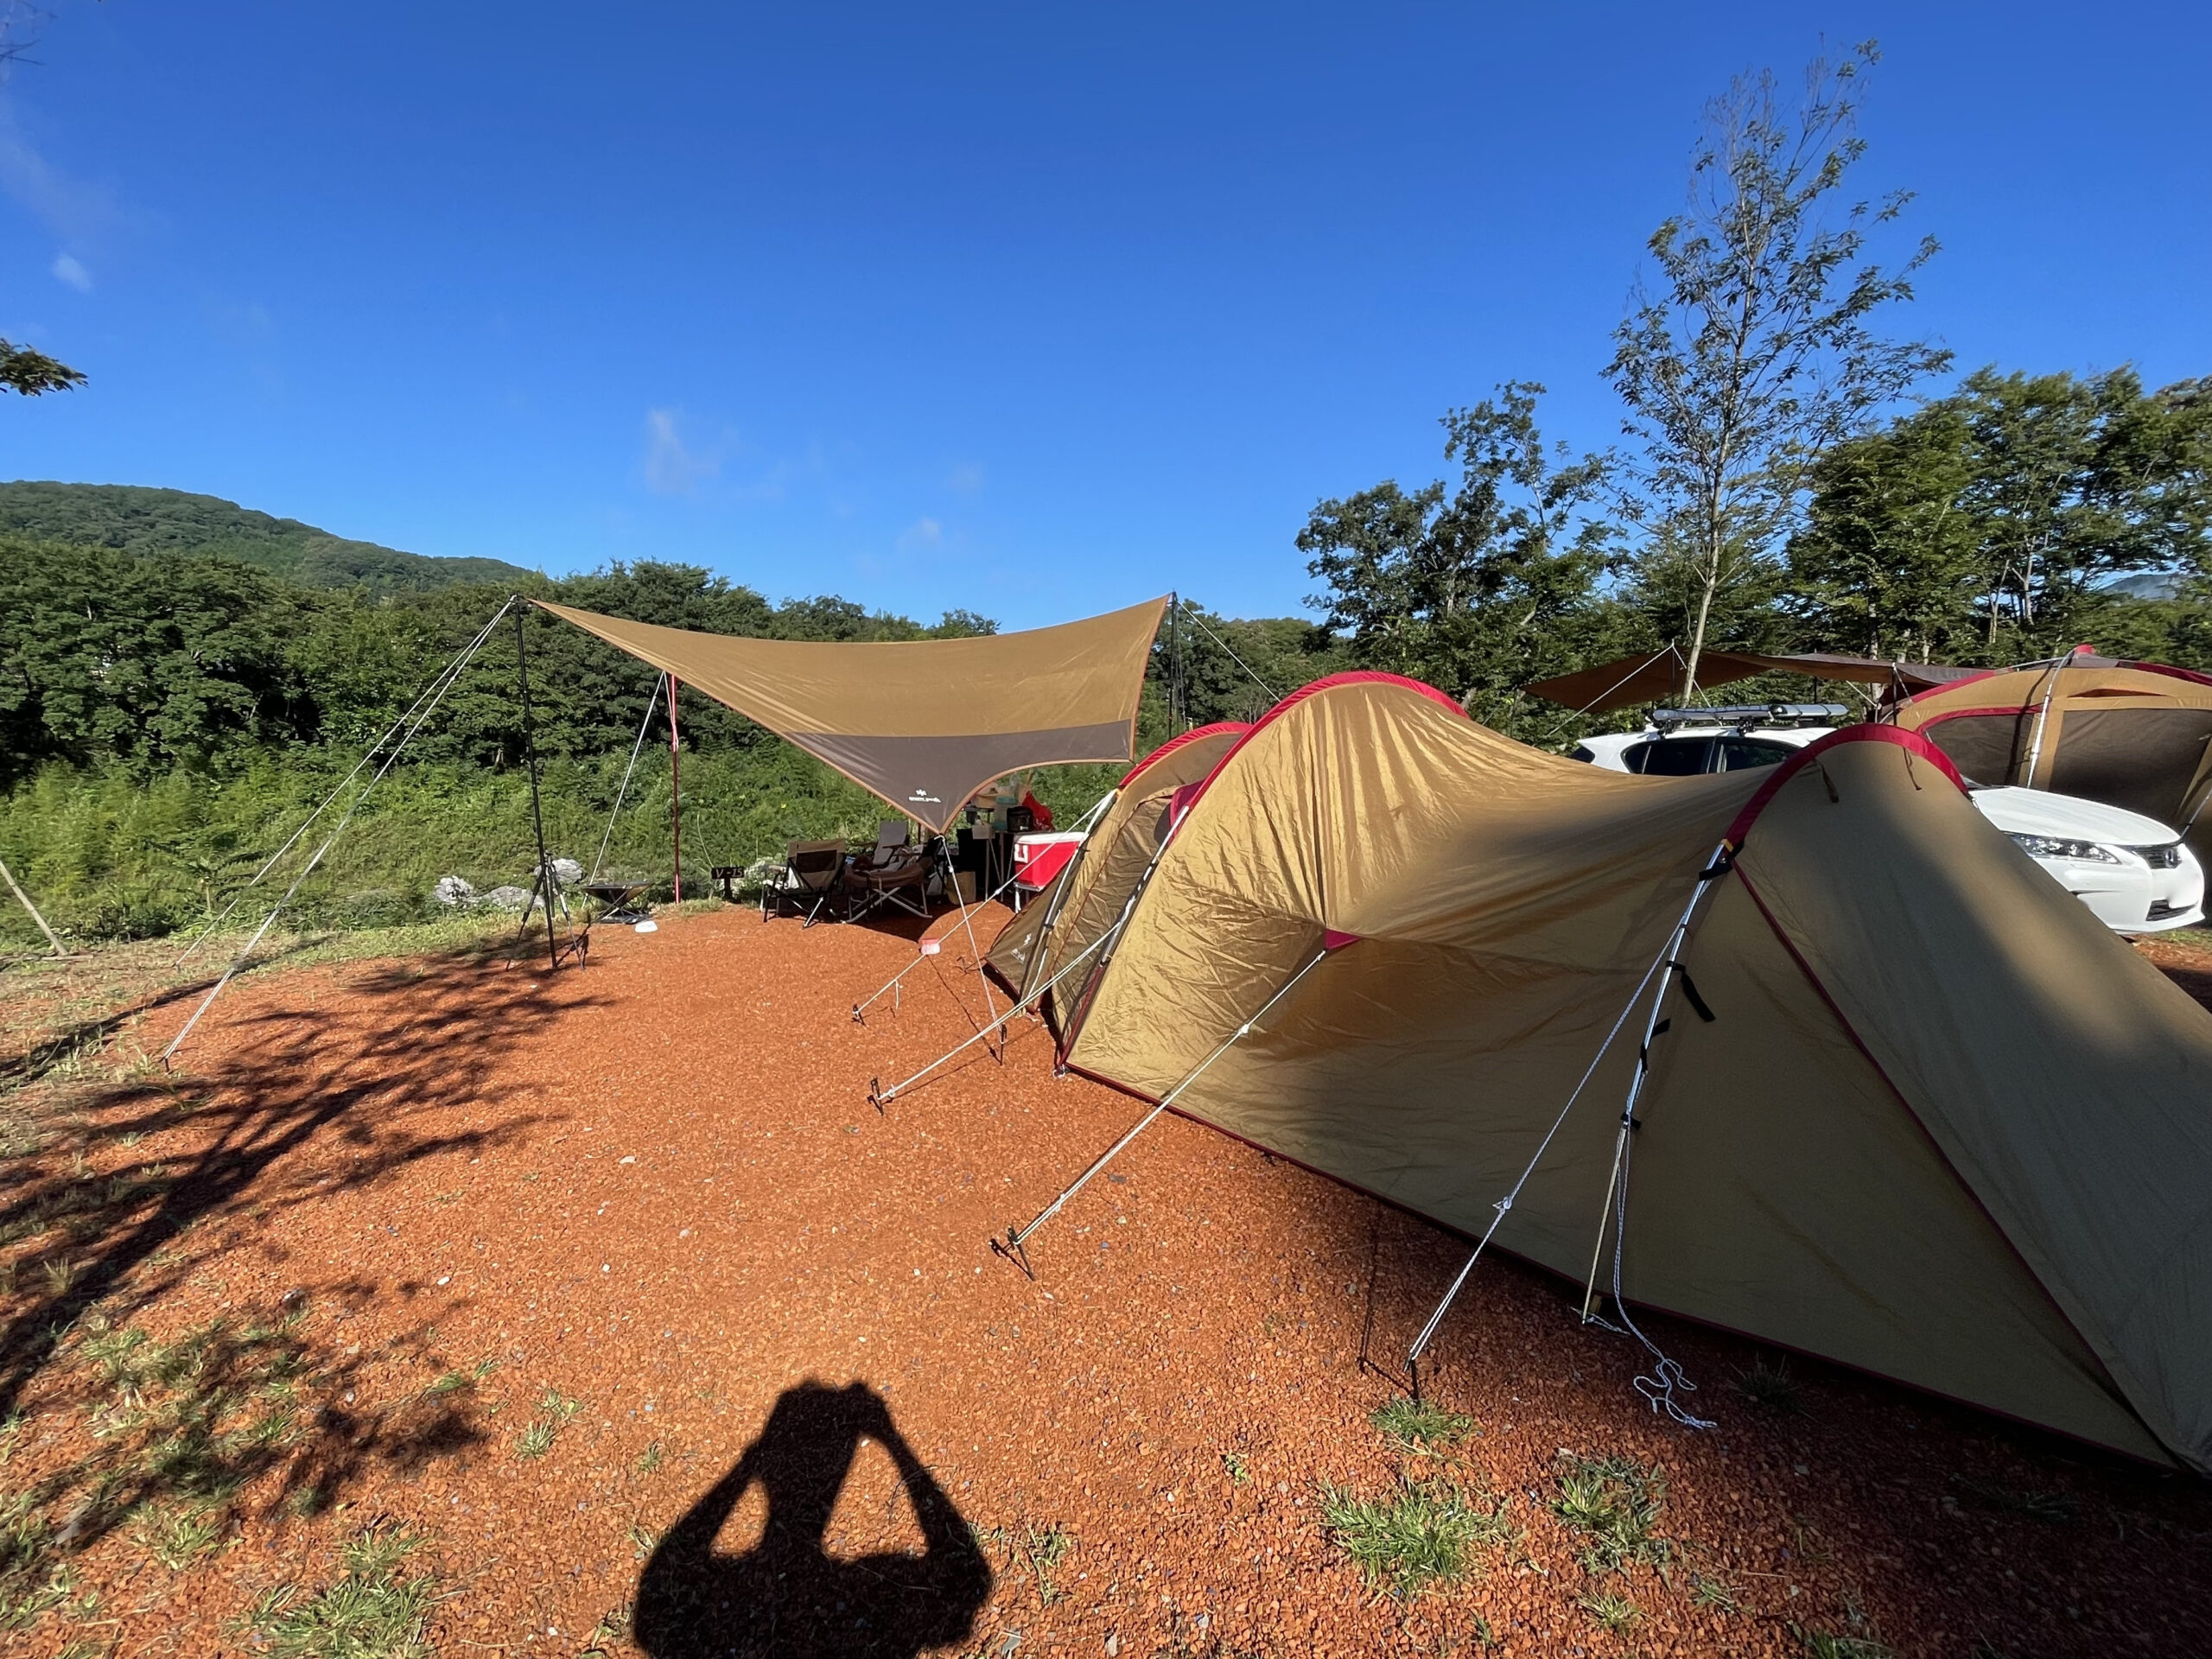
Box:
(634, 1381, 992, 1659)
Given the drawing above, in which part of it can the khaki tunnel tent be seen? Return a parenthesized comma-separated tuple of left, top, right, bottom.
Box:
(1055, 673, 2212, 1470)
(985, 723, 1249, 1019)
(534, 596, 1168, 835)
(1891, 656, 2212, 861)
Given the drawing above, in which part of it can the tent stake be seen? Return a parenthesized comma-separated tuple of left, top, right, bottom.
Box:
(0, 855, 67, 957)
(991, 948, 1326, 1270)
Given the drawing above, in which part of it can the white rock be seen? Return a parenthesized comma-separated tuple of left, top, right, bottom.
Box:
(433, 875, 476, 907)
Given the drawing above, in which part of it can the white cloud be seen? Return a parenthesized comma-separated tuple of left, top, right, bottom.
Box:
(898, 517, 943, 551)
(0, 106, 130, 250)
(642, 407, 721, 496)
(946, 462, 985, 493)
(49, 251, 87, 291)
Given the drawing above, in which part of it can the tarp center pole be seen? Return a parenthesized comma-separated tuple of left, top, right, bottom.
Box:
(668, 674, 683, 905)
(514, 606, 565, 970)
(993, 946, 1327, 1274)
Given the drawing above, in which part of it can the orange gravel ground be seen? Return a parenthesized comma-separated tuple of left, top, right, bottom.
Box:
(4, 906, 2210, 1658)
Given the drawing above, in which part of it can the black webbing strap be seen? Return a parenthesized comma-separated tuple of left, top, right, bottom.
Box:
(1668, 961, 1716, 1023)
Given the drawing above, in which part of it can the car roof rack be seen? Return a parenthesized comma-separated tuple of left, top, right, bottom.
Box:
(1650, 702, 1847, 730)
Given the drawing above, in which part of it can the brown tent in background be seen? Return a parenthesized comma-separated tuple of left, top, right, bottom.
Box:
(1891, 654, 2212, 857)
(1052, 672, 2212, 1469)
(1523, 645, 1973, 714)
(987, 722, 1248, 1023)
(536, 597, 1167, 834)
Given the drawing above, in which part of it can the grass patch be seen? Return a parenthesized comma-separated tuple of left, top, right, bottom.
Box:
(247, 1522, 439, 1659)
(1733, 1356, 1805, 1414)
(512, 1387, 582, 1459)
(1550, 1451, 1669, 1574)
(134, 1498, 229, 1570)
(1319, 1475, 1513, 1599)
(1797, 1630, 1892, 1659)
(1951, 1477, 2075, 1526)
(1689, 1570, 1741, 1613)
(1016, 1522, 1076, 1606)
(1221, 1451, 1250, 1485)
(635, 1440, 664, 1474)
(1578, 1589, 1641, 1632)
(1370, 1396, 1472, 1453)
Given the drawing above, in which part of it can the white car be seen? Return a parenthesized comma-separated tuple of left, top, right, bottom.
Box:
(1573, 708, 2207, 935)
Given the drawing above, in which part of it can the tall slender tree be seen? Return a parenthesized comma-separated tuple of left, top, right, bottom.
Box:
(1607, 41, 1947, 696)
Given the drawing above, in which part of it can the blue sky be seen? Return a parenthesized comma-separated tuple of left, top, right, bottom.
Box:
(1, 3, 2205, 629)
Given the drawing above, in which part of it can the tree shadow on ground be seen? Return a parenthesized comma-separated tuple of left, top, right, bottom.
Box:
(634, 1380, 991, 1659)
(0, 940, 602, 1544)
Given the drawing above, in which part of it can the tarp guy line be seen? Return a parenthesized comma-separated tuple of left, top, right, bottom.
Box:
(995, 946, 1331, 1274)
(175, 601, 519, 963)
(162, 598, 516, 1066)
(591, 673, 664, 881)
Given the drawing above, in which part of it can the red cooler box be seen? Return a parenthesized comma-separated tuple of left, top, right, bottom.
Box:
(1012, 831, 1085, 899)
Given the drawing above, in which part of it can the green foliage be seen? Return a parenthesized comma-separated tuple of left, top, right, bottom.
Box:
(1790, 370, 2212, 660)
(1318, 1473, 1513, 1599)
(0, 344, 86, 397)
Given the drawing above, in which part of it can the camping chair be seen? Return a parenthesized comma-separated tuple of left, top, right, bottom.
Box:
(848, 821, 934, 922)
(761, 839, 849, 927)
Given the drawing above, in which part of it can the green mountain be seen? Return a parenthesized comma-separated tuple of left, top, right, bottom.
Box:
(0, 481, 538, 594)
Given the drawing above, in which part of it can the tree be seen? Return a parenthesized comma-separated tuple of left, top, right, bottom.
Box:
(1788, 367, 2212, 663)
(0, 341, 86, 397)
(1786, 400, 1984, 662)
(1607, 41, 1948, 696)
(1301, 382, 1622, 731)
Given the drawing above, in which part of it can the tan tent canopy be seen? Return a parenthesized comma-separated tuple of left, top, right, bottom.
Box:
(1054, 671, 2212, 1469)
(986, 722, 1249, 1019)
(1524, 646, 1973, 714)
(535, 596, 1168, 834)
(1891, 656, 2212, 858)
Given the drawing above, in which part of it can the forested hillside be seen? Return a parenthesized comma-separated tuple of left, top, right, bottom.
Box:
(0, 482, 538, 593)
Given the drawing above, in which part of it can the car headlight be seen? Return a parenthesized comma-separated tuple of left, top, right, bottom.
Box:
(2006, 833, 2120, 864)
